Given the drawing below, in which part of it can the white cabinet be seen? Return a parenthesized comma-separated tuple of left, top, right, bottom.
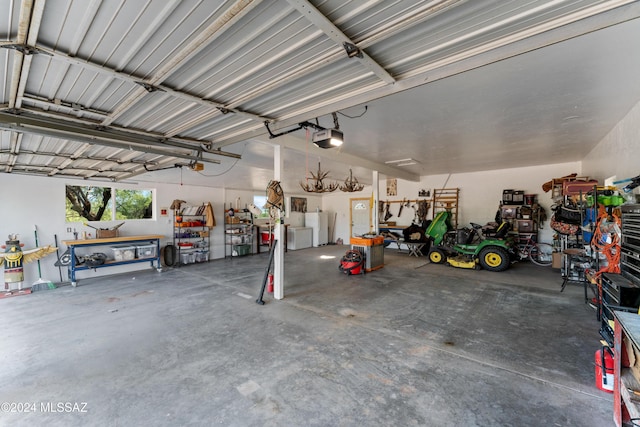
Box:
(305, 212, 329, 247)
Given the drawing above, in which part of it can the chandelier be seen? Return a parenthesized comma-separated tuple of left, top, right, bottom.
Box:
(300, 162, 338, 193)
(340, 169, 364, 192)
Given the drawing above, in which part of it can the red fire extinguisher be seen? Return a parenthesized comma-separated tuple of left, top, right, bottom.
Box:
(595, 346, 614, 393)
(267, 272, 274, 293)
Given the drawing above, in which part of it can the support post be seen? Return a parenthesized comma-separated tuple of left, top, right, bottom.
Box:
(273, 145, 285, 300)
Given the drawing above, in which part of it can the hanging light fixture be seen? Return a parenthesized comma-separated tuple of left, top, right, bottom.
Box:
(340, 169, 364, 192)
(300, 162, 339, 193)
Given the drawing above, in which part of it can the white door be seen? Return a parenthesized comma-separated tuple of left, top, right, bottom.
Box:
(351, 198, 371, 237)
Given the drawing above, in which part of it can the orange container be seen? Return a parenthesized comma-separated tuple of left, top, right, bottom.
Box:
(350, 236, 384, 246)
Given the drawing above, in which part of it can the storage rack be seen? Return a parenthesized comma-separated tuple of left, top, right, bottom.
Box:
(173, 204, 210, 265)
(224, 207, 256, 257)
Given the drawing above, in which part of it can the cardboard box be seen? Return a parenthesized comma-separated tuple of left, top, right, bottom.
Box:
(552, 252, 562, 269)
(517, 220, 535, 233)
(97, 228, 118, 238)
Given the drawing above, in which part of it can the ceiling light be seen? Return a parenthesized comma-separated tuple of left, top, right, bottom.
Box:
(312, 129, 343, 149)
(385, 158, 417, 166)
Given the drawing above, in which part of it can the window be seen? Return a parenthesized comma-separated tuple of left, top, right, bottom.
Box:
(252, 195, 270, 218)
(66, 185, 153, 222)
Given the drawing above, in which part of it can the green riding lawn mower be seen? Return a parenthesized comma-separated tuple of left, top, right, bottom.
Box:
(425, 210, 516, 272)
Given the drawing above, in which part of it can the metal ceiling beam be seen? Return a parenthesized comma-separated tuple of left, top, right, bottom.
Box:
(9, 106, 243, 160)
(14, 0, 45, 109)
(0, 111, 221, 165)
(0, 149, 160, 165)
(8, 0, 34, 109)
(285, 0, 395, 85)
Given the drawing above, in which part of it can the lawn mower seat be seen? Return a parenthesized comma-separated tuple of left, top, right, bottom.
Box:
(494, 221, 511, 238)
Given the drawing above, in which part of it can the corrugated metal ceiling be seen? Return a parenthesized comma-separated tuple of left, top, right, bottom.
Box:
(0, 0, 638, 183)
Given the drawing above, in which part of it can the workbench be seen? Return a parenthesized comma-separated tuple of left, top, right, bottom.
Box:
(61, 235, 164, 287)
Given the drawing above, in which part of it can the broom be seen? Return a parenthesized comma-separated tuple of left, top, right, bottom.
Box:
(32, 225, 56, 291)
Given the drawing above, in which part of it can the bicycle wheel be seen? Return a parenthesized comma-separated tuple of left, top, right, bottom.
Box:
(528, 242, 554, 266)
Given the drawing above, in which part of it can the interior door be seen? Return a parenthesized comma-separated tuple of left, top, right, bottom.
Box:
(350, 197, 371, 237)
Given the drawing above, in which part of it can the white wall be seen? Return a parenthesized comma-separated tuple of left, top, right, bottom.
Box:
(582, 99, 640, 200)
(322, 186, 373, 243)
(322, 162, 583, 245)
(0, 174, 228, 286)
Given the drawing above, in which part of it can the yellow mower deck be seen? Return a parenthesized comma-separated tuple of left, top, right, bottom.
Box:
(446, 256, 478, 269)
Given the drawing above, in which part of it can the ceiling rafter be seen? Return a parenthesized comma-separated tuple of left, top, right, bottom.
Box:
(0, 111, 222, 166)
(5, 132, 22, 173)
(0, 150, 158, 166)
(7, 162, 134, 177)
(9, 105, 242, 160)
(285, 0, 395, 85)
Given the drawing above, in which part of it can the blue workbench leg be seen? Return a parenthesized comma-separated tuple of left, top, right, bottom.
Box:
(154, 239, 162, 272)
(69, 246, 77, 287)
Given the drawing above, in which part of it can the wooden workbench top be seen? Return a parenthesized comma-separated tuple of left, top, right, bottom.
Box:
(62, 234, 165, 246)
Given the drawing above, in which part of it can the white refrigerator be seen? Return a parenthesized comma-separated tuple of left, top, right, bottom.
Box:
(305, 212, 329, 247)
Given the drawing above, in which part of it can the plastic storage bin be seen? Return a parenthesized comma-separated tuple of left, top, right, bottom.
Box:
(232, 244, 251, 256)
(111, 245, 136, 261)
(136, 244, 156, 259)
(195, 250, 209, 263)
(180, 252, 196, 264)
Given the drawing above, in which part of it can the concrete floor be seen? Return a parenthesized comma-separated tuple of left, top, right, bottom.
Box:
(0, 245, 611, 426)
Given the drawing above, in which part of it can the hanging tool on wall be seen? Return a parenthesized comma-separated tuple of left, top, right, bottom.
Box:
(384, 201, 392, 221)
(32, 225, 56, 291)
(397, 198, 407, 217)
(614, 173, 640, 193)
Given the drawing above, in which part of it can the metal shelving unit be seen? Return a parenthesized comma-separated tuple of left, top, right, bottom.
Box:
(173, 204, 210, 265)
(224, 208, 255, 257)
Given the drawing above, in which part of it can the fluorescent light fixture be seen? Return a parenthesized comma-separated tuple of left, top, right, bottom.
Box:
(385, 158, 418, 166)
(312, 129, 343, 148)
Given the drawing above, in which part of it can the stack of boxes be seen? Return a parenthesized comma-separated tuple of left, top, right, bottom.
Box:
(501, 189, 538, 235)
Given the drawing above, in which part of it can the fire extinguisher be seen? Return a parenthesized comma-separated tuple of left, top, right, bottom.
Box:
(267, 272, 274, 293)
